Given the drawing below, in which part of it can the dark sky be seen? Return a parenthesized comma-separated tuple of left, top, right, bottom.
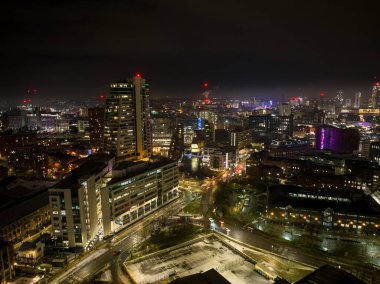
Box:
(1, 0, 380, 104)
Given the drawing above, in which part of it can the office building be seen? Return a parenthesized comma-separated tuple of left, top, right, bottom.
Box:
(202, 145, 235, 171)
(152, 117, 175, 157)
(101, 157, 179, 235)
(49, 154, 114, 248)
(104, 74, 152, 161)
(248, 114, 293, 143)
(230, 128, 252, 150)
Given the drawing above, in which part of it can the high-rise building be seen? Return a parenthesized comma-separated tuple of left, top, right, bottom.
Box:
(369, 82, 380, 108)
(335, 89, 344, 107)
(168, 123, 184, 161)
(88, 107, 105, 151)
(279, 103, 291, 116)
(354, 92, 361, 108)
(104, 74, 151, 161)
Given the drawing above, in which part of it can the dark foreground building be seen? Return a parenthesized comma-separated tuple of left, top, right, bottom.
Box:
(295, 265, 364, 284)
(170, 268, 230, 284)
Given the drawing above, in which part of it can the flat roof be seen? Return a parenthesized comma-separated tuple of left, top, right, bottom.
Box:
(53, 154, 113, 190)
(0, 189, 49, 228)
(109, 157, 176, 185)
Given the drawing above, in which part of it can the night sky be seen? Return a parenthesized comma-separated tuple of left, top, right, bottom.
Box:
(1, 0, 380, 104)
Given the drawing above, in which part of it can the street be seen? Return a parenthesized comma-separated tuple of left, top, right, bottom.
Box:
(50, 196, 187, 284)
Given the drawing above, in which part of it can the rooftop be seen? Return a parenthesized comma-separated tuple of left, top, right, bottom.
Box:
(268, 185, 380, 216)
(109, 157, 176, 185)
(53, 154, 113, 190)
(0, 189, 49, 228)
(295, 265, 364, 284)
(170, 269, 231, 284)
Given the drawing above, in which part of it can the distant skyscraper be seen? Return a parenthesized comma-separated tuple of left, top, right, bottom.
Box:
(335, 89, 344, 107)
(354, 92, 361, 108)
(104, 74, 151, 161)
(88, 107, 105, 151)
(369, 82, 380, 108)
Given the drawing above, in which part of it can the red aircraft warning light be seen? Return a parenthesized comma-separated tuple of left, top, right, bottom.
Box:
(99, 94, 105, 100)
(203, 82, 209, 88)
(135, 73, 141, 78)
(376, 82, 380, 86)
(320, 92, 325, 97)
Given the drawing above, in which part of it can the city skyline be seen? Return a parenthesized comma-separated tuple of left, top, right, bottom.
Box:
(1, 1, 380, 103)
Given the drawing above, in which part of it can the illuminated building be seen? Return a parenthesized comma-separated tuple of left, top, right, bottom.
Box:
(101, 157, 179, 235)
(230, 128, 252, 150)
(104, 74, 152, 161)
(315, 125, 359, 154)
(267, 184, 380, 234)
(168, 123, 184, 161)
(202, 145, 235, 171)
(197, 110, 219, 129)
(4, 108, 25, 130)
(248, 114, 293, 143)
(152, 118, 175, 157)
(369, 82, 380, 108)
(88, 107, 105, 151)
(370, 141, 380, 165)
(279, 103, 291, 116)
(16, 235, 46, 265)
(354, 92, 361, 108)
(48, 154, 114, 248)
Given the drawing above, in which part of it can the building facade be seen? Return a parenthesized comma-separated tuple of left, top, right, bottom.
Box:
(104, 75, 152, 161)
(315, 125, 360, 154)
(101, 157, 179, 235)
(88, 107, 105, 151)
(48, 155, 114, 248)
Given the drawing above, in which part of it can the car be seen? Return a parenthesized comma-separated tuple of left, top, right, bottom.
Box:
(112, 250, 121, 256)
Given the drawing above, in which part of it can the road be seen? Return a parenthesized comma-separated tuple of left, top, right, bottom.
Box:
(50, 196, 188, 284)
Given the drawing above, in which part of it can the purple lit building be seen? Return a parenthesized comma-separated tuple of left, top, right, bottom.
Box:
(315, 125, 359, 154)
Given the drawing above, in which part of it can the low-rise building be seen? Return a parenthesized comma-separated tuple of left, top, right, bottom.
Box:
(0, 178, 53, 246)
(16, 234, 47, 265)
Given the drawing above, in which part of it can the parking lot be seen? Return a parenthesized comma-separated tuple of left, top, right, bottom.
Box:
(125, 238, 272, 284)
